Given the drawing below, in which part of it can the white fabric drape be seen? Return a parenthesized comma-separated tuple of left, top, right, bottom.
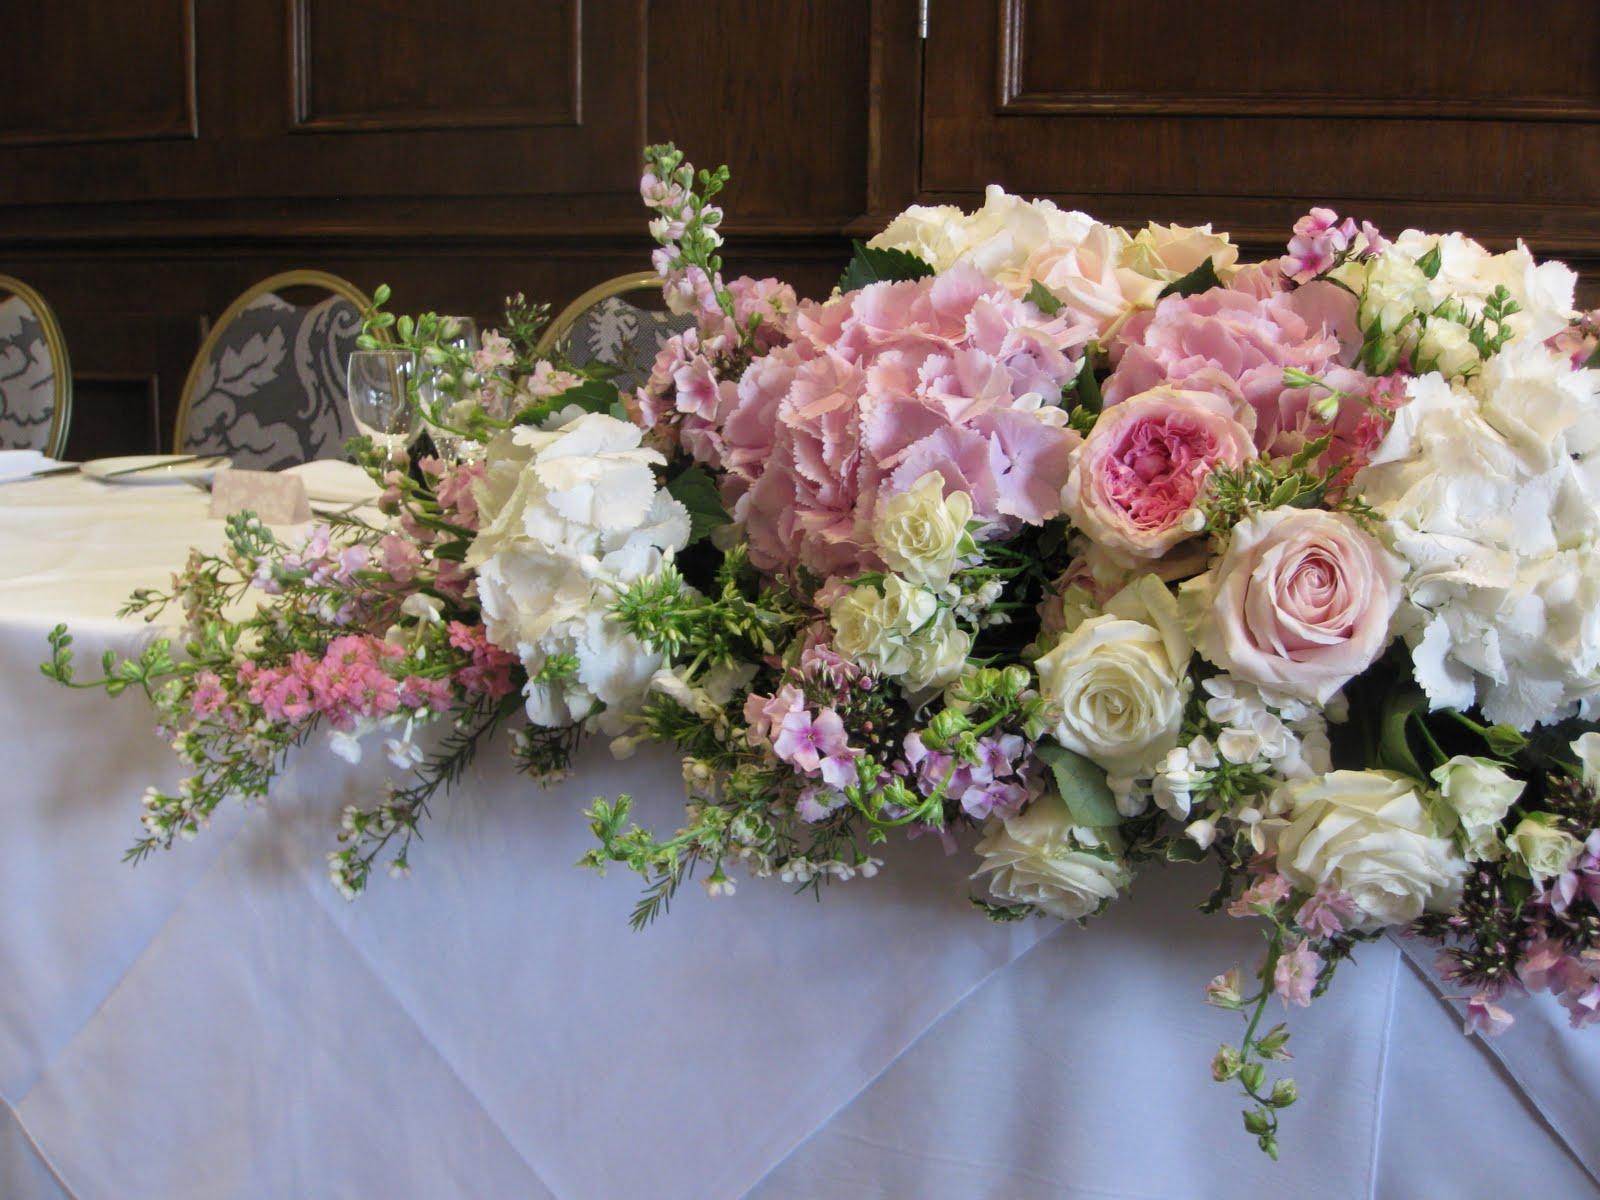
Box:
(1, 476, 1595, 1199)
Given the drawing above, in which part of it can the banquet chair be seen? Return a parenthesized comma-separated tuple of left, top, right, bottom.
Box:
(535, 271, 694, 394)
(0, 274, 73, 458)
(174, 270, 372, 470)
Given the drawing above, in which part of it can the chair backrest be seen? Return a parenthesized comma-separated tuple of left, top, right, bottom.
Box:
(175, 270, 372, 470)
(536, 272, 695, 395)
(0, 275, 72, 458)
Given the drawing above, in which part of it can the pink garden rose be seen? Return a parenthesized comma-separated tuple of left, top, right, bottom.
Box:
(1187, 508, 1403, 703)
(1060, 386, 1254, 562)
(1104, 286, 1369, 459)
(1019, 222, 1156, 336)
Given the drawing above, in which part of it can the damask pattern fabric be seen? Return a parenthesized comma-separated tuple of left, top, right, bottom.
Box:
(562, 295, 693, 394)
(182, 293, 362, 471)
(0, 297, 57, 453)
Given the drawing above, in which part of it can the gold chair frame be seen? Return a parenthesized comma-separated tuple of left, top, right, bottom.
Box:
(534, 271, 665, 358)
(0, 273, 73, 459)
(173, 269, 375, 453)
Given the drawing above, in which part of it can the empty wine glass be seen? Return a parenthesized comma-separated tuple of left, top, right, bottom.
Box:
(346, 350, 418, 461)
(417, 316, 480, 462)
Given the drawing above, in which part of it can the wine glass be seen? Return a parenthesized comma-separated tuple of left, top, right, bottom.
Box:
(417, 316, 480, 462)
(346, 350, 418, 461)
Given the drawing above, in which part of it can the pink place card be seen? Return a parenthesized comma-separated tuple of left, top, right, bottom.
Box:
(208, 468, 311, 525)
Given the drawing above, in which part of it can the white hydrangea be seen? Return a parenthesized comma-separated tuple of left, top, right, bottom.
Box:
(1354, 344, 1600, 729)
(466, 413, 691, 732)
(866, 185, 1101, 288)
(1390, 230, 1577, 344)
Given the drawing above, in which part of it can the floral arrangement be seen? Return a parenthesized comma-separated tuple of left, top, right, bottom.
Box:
(47, 144, 1600, 1156)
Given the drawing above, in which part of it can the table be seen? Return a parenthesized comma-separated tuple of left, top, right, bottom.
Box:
(2, 474, 1597, 1199)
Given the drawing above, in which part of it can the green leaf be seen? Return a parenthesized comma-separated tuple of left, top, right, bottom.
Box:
(1502, 872, 1532, 913)
(1415, 243, 1443, 280)
(510, 378, 618, 427)
(1037, 741, 1120, 828)
(1025, 280, 1063, 315)
(1289, 434, 1332, 471)
(838, 240, 935, 294)
(1157, 256, 1220, 299)
(1166, 837, 1209, 864)
(1586, 342, 1600, 370)
(1377, 689, 1428, 779)
(666, 465, 731, 544)
(1074, 360, 1104, 415)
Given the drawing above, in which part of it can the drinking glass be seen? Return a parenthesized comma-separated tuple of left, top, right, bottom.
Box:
(346, 350, 418, 461)
(417, 316, 481, 462)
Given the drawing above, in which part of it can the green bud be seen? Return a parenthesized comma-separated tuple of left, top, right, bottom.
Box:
(1257, 1134, 1279, 1160)
(1256, 1023, 1292, 1061)
(1242, 1107, 1272, 1136)
(1269, 1078, 1298, 1108)
(1211, 1044, 1242, 1082)
(1001, 665, 1031, 698)
(1239, 1062, 1265, 1093)
(1483, 723, 1529, 758)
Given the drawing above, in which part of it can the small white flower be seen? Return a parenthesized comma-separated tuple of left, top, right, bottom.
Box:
(401, 593, 444, 624)
(1217, 728, 1264, 764)
(1185, 818, 1219, 850)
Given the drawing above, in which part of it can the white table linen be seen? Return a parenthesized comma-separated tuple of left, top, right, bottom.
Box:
(1, 476, 1596, 1199)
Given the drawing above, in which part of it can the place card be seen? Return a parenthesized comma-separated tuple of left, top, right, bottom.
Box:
(208, 468, 311, 525)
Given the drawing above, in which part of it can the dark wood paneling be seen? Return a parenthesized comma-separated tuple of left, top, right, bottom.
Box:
(0, 0, 196, 146)
(290, 0, 580, 133)
(2, 0, 1597, 458)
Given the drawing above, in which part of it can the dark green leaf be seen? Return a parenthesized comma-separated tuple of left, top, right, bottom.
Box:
(1289, 434, 1332, 471)
(666, 465, 731, 544)
(1157, 256, 1220, 299)
(1586, 342, 1600, 370)
(1502, 872, 1532, 913)
(1075, 359, 1104, 415)
(1166, 837, 1209, 864)
(509, 378, 618, 427)
(1037, 741, 1120, 828)
(1025, 280, 1063, 315)
(838, 240, 935, 294)
(1377, 689, 1428, 779)
(1415, 243, 1443, 280)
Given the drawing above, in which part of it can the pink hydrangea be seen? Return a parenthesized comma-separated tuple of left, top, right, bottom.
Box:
(733, 265, 1090, 576)
(1104, 285, 1371, 460)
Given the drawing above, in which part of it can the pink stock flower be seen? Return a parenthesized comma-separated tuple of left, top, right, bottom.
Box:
(1273, 939, 1321, 1007)
(1228, 873, 1293, 918)
(1061, 386, 1255, 562)
(1296, 883, 1360, 938)
(1279, 207, 1358, 284)
(447, 621, 518, 700)
(1463, 993, 1516, 1037)
(472, 331, 515, 374)
(379, 534, 423, 585)
(398, 675, 454, 713)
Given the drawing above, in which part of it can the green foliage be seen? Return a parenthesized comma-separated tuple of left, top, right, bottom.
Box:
(1157, 256, 1220, 299)
(1024, 279, 1063, 315)
(509, 378, 619, 428)
(1377, 689, 1429, 778)
(666, 465, 732, 544)
(1036, 741, 1120, 828)
(838, 240, 936, 293)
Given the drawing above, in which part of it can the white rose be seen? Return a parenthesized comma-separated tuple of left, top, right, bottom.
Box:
(1120, 222, 1239, 284)
(874, 472, 973, 587)
(1430, 755, 1525, 861)
(972, 793, 1130, 921)
(903, 608, 973, 691)
(1507, 813, 1583, 882)
(1393, 230, 1576, 344)
(1357, 250, 1431, 336)
(867, 186, 1098, 288)
(1573, 732, 1600, 791)
(1034, 575, 1191, 774)
(1268, 770, 1466, 931)
(1417, 318, 1479, 379)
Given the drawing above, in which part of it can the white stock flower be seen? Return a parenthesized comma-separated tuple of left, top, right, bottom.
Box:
(467, 414, 691, 732)
(972, 793, 1130, 921)
(1574, 732, 1600, 791)
(1357, 251, 1432, 337)
(874, 471, 973, 587)
(1355, 344, 1600, 729)
(1416, 318, 1479, 379)
(1430, 755, 1525, 861)
(1034, 574, 1191, 775)
(1267, 770, 1466, 931)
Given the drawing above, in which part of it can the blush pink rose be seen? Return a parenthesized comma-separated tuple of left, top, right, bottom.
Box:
(1188, 508, 1403, 703)
(1061, 386, 1255, 561)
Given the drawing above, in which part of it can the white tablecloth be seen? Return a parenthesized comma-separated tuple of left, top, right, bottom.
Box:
(1, 475, 1596, 1199)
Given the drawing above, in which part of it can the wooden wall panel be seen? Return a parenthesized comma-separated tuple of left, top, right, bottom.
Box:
(0, 1, 196, 146)
(0, 0, 1595, 458)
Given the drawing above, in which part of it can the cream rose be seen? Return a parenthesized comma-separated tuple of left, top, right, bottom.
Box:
(1034, 575, 1191, 774)
(874, 471, 973, 587)
(1507, 813, 1583, 882)
(1121, 222, 1239, 286)
(1268, 770, 1466, 931)
(1186, 508, 1404, 704)
(830, 575, 969, 690)
(1430, 755, 1525, 862)
(972, 792, 1130, 921)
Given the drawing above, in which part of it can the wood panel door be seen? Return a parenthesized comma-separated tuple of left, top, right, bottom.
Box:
(919, 0, 1600, 273)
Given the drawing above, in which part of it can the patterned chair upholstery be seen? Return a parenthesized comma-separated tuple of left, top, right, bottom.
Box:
(540, 274, 695, 396)
(177, 272, 369, 471)
(0, 279, 72, 457)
